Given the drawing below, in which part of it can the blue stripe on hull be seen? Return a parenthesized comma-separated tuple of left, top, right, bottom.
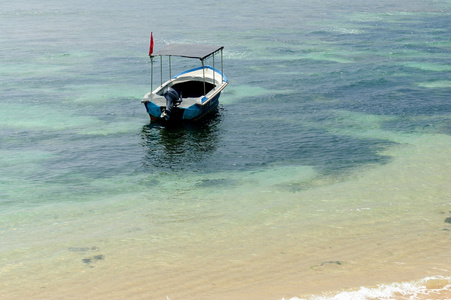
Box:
(144, 101, 163, 119)
(174, 66, 228, 83)
(187, 92, 221, 121)
(145, 92, 222, 122)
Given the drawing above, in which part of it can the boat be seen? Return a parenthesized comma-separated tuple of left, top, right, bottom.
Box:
(141, 44, 228, 122)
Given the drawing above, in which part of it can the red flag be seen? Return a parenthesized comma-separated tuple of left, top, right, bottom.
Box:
(148, 33, 154, 56)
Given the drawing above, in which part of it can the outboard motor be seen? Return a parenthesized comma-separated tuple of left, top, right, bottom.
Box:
(161, 87, 182, 121)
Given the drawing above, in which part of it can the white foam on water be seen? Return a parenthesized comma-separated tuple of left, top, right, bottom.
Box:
(327, 27, 365, 35)
(418, 80, 451, 88)
(402, 62, 451, 72)
(284, 276, 451, 300)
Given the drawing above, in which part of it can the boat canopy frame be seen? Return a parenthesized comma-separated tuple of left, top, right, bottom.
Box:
(149, 44, 225, 96)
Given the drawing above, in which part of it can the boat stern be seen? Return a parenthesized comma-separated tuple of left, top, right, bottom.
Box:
(141, 92, 164, 120)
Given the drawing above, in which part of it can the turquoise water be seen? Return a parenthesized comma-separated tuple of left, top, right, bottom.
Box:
(1, 0, 451, 299)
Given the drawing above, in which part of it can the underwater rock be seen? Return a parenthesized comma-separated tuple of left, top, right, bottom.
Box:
(444, 217, 451, 224)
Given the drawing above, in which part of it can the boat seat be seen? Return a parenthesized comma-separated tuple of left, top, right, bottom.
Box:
(172, 81, 215, 98)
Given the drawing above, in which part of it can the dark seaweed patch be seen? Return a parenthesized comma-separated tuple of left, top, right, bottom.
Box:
(82, 254, 105, 265)
(195, 178, 239, 188)
(68, 246, 99, 253)
(321, 260, 343, 266)
(82, 258, 92, 264)
(311, 260, 344, 270)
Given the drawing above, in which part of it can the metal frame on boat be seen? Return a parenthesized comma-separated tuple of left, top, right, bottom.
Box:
(141, 44, 228, 122)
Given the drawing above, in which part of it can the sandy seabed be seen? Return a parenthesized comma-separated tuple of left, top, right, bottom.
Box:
(1, 134, 450, 300)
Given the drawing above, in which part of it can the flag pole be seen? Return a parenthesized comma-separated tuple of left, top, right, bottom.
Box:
(150, 56, 153, 93)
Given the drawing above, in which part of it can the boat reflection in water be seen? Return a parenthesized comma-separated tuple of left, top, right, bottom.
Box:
(140, 109, 222, 172)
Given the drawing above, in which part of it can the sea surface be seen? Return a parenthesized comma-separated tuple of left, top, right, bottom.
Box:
(1, 0, 450, 299)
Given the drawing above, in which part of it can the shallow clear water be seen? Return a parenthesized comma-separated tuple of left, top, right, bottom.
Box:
(1, 0, 450, 299)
